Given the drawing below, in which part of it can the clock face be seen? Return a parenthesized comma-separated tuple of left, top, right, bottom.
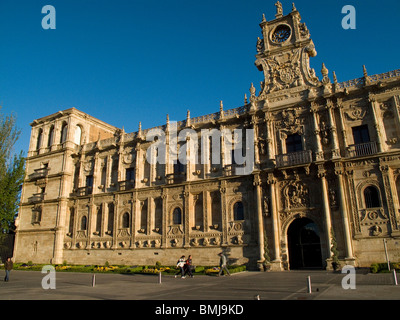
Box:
(272, 25, 291, 43)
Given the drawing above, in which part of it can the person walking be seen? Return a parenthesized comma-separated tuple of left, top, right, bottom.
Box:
(4, 257, 13, 282)
(175, 255, 186, 278)
(217, 252, 230, 276)
(184, 255, 194, 278)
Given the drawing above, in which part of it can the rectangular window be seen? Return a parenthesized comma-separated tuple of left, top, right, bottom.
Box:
(286, 134, 302, 153)
(126, 168, 135, 181)
(352, 125, 370, 144)
(86, 175, 93, 187)
(174, 160, 185, 174)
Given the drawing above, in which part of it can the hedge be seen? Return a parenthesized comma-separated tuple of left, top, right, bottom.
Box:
(1, 263, 246, 276)
(370, 262, 400, 273)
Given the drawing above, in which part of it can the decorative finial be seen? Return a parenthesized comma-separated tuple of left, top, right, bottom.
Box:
(332, 71, 338, 84)
(166, 114, 169, 124)
(219, 100, 224, 119)
(138, 122, 142, 137)
(321, 63, 329, 77)
(292, 2, 297, 11)
(261, 13, 266, 23)
(186, 109, 191, 127)
(244, 93, 248, 105)
(250, 83, 256, 97)
(363, 65, 368, 78)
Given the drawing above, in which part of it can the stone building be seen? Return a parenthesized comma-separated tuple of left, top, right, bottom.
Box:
(14, 3, 400, 270)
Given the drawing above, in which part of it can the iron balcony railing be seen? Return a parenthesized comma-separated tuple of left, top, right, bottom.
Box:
(275, 150, 312, 168)
(347, 141, 377, 158)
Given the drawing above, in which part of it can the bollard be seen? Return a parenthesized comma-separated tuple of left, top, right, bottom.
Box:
(393, 270, 398, 286)
(307, 276, 312, 293)
(158, 272, 162, 284)
(92, 273, 96, 287)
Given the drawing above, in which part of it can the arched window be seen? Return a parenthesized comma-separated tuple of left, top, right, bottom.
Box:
(60, 123, 68, 144)
(122, 212, 130, 228)
(80, 216, 87, 230)
(47, 126, 54, 147)
(233, 201, 244, 220)
(364, 186, 380, 208)
(74, 125, 82, 145)
(36, 128, 43, 150)
(173, 207, 182, 225)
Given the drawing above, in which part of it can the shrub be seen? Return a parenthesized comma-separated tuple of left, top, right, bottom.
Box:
(370, 262, 400, 273)
(194, 266, 205, 273)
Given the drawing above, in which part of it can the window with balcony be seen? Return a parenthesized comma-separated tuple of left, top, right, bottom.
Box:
(352, 125, 370, 144)
(286, 133, 302, 153)
(276, 133, 311, 167)
(174, 160, 185, 174)
(126, 168, 135, 181)
(86, 175, 93, 187)
(348, 125, 377, 157)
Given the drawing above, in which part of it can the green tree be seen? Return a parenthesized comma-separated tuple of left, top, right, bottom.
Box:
(0, 108, 25, 233)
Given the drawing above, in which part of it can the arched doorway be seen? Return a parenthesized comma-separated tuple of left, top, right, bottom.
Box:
(287, 218, 323, 269)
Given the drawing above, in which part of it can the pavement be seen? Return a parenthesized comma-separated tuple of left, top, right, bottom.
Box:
(0, 269, 399, 301)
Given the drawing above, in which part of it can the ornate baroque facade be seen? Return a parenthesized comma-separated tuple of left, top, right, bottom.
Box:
(14, 3, 400, 270)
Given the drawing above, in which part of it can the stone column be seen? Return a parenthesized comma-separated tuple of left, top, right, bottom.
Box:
(318, 164, 332, 259)
(92, 152, 100, 194)
(369, 94, 385, 152)
(130, 194, 137, 248)
(392, 95, 400, 135)
(52, 198, 68, 264)
(334, 163, 354, 260)
(326, 99, 340, 158)
(311, 103, 323, 161)
(379, 164, 400, 236)
(265, 112, 275, 161)
(112, 197, 119, 249)
(183, 187, 191, 247)
(267, 173, 281, 268)
(252, 115, 260, 165)
(220, 180, 228, 245)
(161, 190, 168, 248)
(336, 99, 348, 150)
(105, 154, 112, 189)
(253, 173, 264, 268)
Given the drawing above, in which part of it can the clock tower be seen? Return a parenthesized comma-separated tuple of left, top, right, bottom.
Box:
(255, 2, 321, 99)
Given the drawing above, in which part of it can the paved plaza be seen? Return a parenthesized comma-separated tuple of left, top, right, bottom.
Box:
(0, 269, 399, 300)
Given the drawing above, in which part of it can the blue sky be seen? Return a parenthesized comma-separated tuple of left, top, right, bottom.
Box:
(0, 0, 399, 156)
